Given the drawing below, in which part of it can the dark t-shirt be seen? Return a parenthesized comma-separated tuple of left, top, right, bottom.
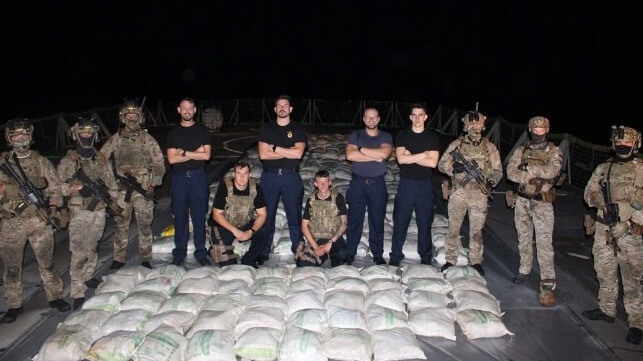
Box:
(212, 179, 266, 210)
(348, 129, 393, 177)
(257, 120, 307, 169)
(395, 127, 440, 179)
(302, 192, 348, 220)
(166, 123, 211, 170)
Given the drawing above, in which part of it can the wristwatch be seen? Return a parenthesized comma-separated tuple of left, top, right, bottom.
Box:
(272, 145, 277, 152)
(357, 146, 362, 152)
(181, 150, 186, 157)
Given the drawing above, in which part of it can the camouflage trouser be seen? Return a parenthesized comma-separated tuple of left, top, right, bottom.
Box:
(593, 222, 643, 329)
(0, 216, 63, 308)
(514, 196, 555, 279)
(68, 208, 106, 298)
(114, 190, 154, 263)
(445, 187, 489, 265)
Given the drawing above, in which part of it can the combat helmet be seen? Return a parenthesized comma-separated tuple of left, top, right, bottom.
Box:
(461, 103, 487, 144)
(528, 116, 550, 131)
(70, 117, 100, 149)
(118, 99, 145, 128)
(610, 125, 641, 158)
(528, 116, 550, 144)
(5, 118, 34, 152)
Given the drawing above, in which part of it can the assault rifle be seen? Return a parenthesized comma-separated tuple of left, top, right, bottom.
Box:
(0, 154, 61, 230)
(450, 147, 493, 200)
(110, 156, 156, 203)
(599, 180, 620, 255)
(71, 168, 123, 217)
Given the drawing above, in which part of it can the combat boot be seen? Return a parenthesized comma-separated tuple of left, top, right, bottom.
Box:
(85, 278, 101, 289)
(582, 308, 615, 323)
(471, 264, 485, 276)
(73, 298, 85, 310)
(49, 298, 71, 312)
(1, 307, 23, 323)
(626, 327, 642, 345)
(513, 273, 530, 284)
(373, 256, 386, 265)
(110, 261, 125, 270)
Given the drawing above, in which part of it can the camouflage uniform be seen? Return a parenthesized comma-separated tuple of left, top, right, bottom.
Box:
(99, 102, 165, 264)
(0, 150, 64, 308)
(296, 190, 348, 267)
(506, 117, 563, 281)
(583, 127, 643, 331)
(58, 149, 117, 298)
(438, 113, 503, 267)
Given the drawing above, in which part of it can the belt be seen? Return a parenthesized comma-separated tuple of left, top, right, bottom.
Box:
(263, 167, 299, 175)
(517, 190, 543, 201)
(352, 173, 384, 184)
(173, 167, 204, 177)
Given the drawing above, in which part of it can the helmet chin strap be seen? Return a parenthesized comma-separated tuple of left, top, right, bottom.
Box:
(125, 121, 141, 132)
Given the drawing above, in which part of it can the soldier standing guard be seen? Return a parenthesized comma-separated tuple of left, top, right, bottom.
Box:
(438, 109, 503, 276)
(506, 116, 562, 304)
(582, 126, 643, 345)
(58, 118, 120, 310)
(100, 100, 165, 269)
(0, 119, 71, 323)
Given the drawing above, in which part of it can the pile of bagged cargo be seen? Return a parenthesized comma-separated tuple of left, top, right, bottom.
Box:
(37, 262, 512, 361)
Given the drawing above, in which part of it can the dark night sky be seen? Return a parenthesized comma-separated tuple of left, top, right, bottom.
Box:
(2, 1, 642, 143)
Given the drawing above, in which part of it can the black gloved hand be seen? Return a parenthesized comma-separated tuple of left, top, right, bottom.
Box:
(452, 162, 466, 174)
(518, 163, 528, 171)
(79, 186, 93, 198)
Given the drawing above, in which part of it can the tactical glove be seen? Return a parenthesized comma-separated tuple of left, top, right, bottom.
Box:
(589, 192, 606, 209)
(452, 162, 465, 174)
(609, 221, 630, 239)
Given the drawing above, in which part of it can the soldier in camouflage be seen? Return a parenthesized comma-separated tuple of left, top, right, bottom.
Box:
(438, 110, 503, 276)
(506, 116, 563, 297)
(0, 119, 71, 323)
(296, 170, 348, 267)
(57, 118, 119, 310)
(211, 161, 267, 267)
(582, 126, 643, 345)
(100, 100, 165, 269)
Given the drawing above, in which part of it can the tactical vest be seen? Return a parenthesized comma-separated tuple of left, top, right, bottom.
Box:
(308, 190, 341, 239)
(452, 137, 491, 190)
(67, 150, 109, 209)
(519, 142, 558, 195)
(0, 151, 48, 217)
(223, 178, 256, 228)
(602, 158, 642, 221)
(115, 131, 151, 186)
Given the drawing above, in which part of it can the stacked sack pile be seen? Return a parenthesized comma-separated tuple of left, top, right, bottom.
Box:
(37, 263, 513, 361)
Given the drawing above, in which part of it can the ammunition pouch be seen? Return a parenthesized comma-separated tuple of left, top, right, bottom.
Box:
(541, 188, 556, 203)
(209, 242, 237, 264)
(295, 238, 330, 266)
(208, 226, 239, 264)
(630, 223, 643, 235)
(506, 190, 516, 209)
(441, 179, 451, 201)
(517, 188, 556, 203)
(583, 213, 596, 236)
(54, 208, 70, 230)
